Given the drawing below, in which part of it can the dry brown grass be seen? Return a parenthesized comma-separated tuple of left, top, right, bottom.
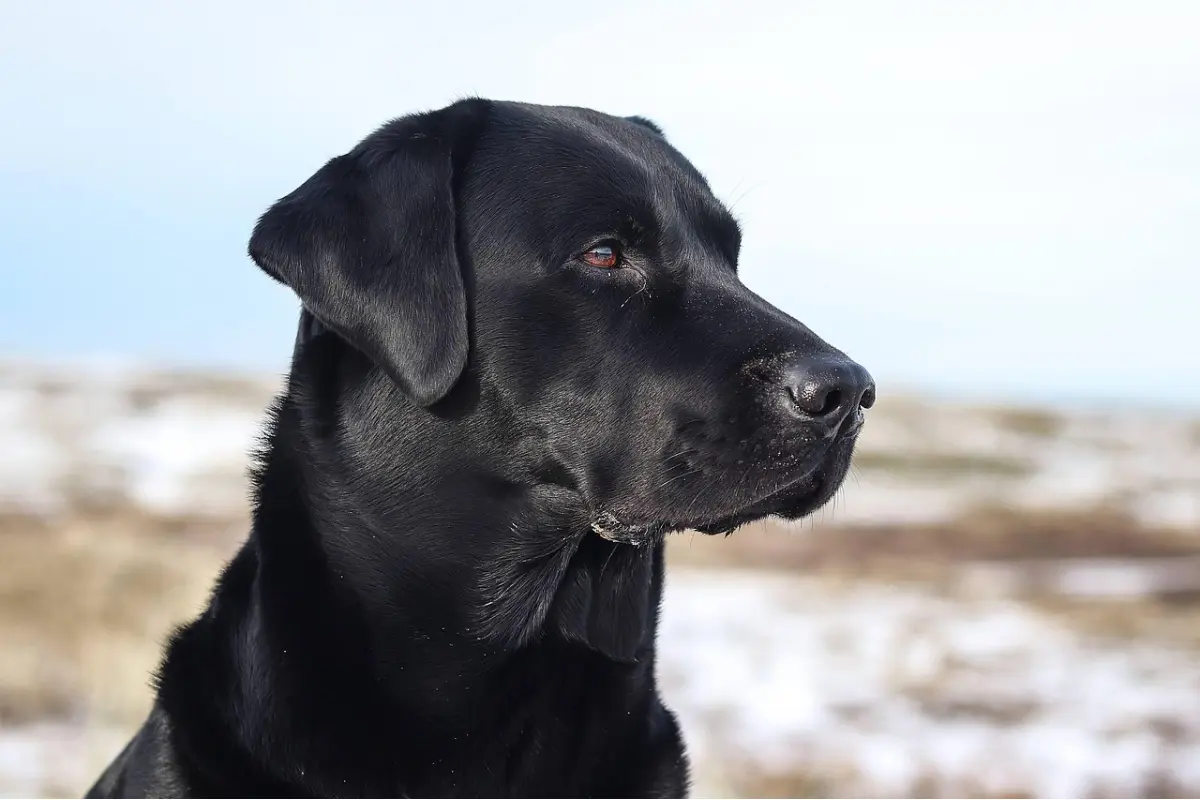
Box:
(723, 763, 850, 798)
(1032, 594, 1200, 648)
(980, 406, 1067, 439)
(24, 366, 281, 411)
(722, 761, 1042, 799)
(852, 450, 1035, 479)
(667, 505, 1200, 575)
(723, 762, 1194, 799)
(0, 511, 237, 727)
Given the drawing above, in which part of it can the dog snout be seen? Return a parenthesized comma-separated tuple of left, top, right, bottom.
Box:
(780, 356, 875, 434)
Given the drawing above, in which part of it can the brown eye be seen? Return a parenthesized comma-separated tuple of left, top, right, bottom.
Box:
(580, 243, 621, 269)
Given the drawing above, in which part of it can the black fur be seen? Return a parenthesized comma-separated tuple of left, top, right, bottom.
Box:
(86, 99, 874, 798)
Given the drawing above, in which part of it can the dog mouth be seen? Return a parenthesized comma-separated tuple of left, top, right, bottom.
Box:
(591, 432, 858, 545)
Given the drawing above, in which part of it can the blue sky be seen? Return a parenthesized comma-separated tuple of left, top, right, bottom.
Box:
(2, 1, 1198, 408)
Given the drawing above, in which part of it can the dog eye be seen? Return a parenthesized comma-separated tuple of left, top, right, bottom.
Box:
(579, 242, 622, 269)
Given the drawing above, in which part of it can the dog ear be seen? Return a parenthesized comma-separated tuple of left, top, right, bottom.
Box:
(625, 115, 665, 136)
(250, 101, 490, 406)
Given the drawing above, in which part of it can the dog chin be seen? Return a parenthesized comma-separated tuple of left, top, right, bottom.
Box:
(593, 436, 859, 544)
(691, 445, 856, 536)
(691, 477, 828, 536)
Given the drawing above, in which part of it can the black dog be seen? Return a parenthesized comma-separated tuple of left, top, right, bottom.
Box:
(86, 99, 874, 798)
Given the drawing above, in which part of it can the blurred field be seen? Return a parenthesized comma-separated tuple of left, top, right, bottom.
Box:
(1, 361, 1199, 797)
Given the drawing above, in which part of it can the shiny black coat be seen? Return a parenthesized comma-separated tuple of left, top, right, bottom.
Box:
(87, 99, 872, 798)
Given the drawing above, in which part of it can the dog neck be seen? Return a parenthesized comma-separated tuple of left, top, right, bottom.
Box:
(254, 334, 662, 676)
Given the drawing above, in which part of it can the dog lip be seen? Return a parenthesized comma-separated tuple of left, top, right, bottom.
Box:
(838, 422, 863, 442)
(837, 410, 866, 439)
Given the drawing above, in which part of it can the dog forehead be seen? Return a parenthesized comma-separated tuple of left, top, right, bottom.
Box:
(471, 104, 662, 182)
(463, 103, 732, 234)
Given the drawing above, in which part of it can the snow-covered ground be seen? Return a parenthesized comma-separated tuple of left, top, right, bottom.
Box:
(2, 360, 1200, 797)
(662, 570, 1200, 798)
(0, 361, 276, 517)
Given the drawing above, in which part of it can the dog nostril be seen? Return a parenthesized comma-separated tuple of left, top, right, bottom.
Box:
(784, 360, 874, 425)
(788, 382, 846, 419)
(817, 389, 843, 417)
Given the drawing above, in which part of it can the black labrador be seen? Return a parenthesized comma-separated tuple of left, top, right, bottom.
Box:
(86, 98, 874, 798)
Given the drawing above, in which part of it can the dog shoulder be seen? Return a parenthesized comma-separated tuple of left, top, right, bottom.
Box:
(85, 705, 191, 798)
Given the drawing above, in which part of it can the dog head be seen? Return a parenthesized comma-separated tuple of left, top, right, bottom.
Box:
(250, 99, 874, 543)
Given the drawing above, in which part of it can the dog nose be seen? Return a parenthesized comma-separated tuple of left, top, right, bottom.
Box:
(783, 357, 875, 433)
